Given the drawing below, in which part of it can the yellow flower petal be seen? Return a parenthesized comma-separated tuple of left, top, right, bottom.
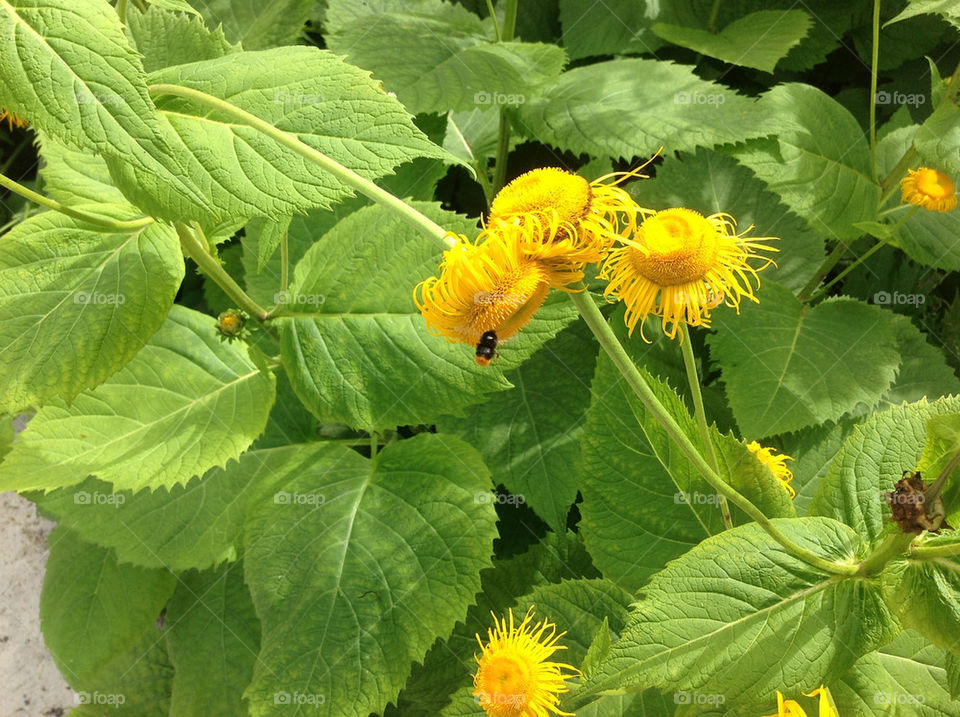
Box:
(762, 692, 809, 717)
(901, 167, 958, 212)
(473, 608, 579, 717)
(0, 108, 29, 131)
(802, 685, 839, 717)
(747, 440, 796, 498)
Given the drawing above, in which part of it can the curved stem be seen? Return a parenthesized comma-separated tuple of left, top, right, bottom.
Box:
(869, 0, 881, 180)
(569, 290, 858, 576)
(911, 541, 960, 560)
(0, 171, 153, 231)
(148, 84, 454, 250)
(484, 0, 501, 40)
(679, 325, 732, 528)
(176, 223, 269, 321)
(798, 240, 849, 303)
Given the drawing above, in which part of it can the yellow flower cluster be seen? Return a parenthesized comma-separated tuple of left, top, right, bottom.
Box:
(414, 164, 778, 361)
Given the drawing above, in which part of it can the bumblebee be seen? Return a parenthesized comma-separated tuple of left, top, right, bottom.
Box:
(475, 330, 498, 366)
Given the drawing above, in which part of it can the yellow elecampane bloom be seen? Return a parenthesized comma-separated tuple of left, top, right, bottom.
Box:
(0, 108, 28, 131)
(473, 608, 579, 717)
(762, 685, 839, 717)
(747, 440, 796, 499)
(487, 166, 650, 265)
(600, 208, 777, 340)
(900, 167, 958, 212)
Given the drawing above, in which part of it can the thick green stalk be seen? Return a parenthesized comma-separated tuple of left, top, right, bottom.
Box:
(869, 0, 881, 180)
(149, 84, 454, 251)
(176, 223, 269, 321)
(679, 325, 732, 529)
(0, 171, 153, 231)
(116, 0, 127, 24)
(569, 291, 858, 576)
(490, 0, 519, 194)
(911, 542, 960, 560)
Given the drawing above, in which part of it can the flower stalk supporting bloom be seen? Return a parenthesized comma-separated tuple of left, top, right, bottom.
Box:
(473, 608, 579, 717)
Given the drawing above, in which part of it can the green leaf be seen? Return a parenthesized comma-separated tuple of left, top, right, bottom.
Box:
(519, 58, 769, 159)
(949, 651, 960, 699)
(30, 444, 315, 571)
(167, 565, 261, 716)
(111, 47, 450, 224)
(144, 0, 202, 17)
(732, 83, 881, 239)
(558, 0, 662, 60)
(279, 201, 577, 431)
(0, 305, 276, 493)
(40, 527, 175, 686)
(192, 0, 315, 49)
(253, 215, 292, 271)
(886, 0, 960, 29)
(0, 0, 161, 154)
(652, 11, 812, 73)
(809, 396, 960, 543)
(38, 132, 131, 206)
(884, 533, 960, 657)
(126, 5, 239, 73)
(918, 413, 960, 523)
(438, 320, 596, 532)
(580, 311, 795, 591)
(326, 0, 566, 114)
(579, 518, 897, 707)
(0, 207, 183, 413)
(884, 313, 960, 407)
(242, 434, 499, 717)
(635, 149, 825, 292)
(709, 281, 902, 438)
(915, 101, 960, 178)
(68, 626, 174, 716)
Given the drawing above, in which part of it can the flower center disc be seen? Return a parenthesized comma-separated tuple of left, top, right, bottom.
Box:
(629, 209, 720, 285)
(480, 654, 531, 713)
(490, 168, 592, 226)
(916, 168, 955, 198)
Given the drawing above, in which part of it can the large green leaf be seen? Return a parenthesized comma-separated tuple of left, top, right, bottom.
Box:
(709, 281, 902, 438)
(580, 310, 795, 591)
(883, 532, 960, 657)
(242, 434, 499, 717)
(192, 0, 315, 49)
(732, 83, 881, 239)
(0, 305, 276, 493)
(38, 132, 131, 206)
(438, 320, 596, 532)
(0, 207, 183, 413)
(652, 11, 813, 73)
(558, 0, 662, 60)
(634, 148, 825, 292)
(110, 47, 450, 224)
(577, 518, 897, 709)
(30, 445, 311, 571)
(167, 565, 261, 716)
(40, 527, 175, 687)
(126, 5, 239, 73)
(887, 0, 960, 29)
(279, 201, 577, 431)
(883, 313, 960, 406)
(808, 397, 960, 543)
(325, 0, 566, 114)
(519, 58, 768, 159)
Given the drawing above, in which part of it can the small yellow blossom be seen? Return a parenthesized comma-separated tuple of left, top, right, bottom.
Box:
(901, 167, 957, 212)
(747, 440, 796, 499)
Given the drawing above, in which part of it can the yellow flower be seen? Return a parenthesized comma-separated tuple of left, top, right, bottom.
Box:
(600, 208, 776, 340)
(763, 692, 808, 717)
(487, 166, 649, 265)
(802, 686, 839, 717)
(0, 108, 28, 131)
(414, 232, 553, 348)
(473, 608, 579, 717)
(901, 167, 957, 212)
(747, 440, 796, 499)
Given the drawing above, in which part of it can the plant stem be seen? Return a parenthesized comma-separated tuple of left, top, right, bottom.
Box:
(798, 239, 850, 303)
(679, 325, 732, 529)
(116, 0, 127, 24)
(924, 443, 960, 505)
(484, 0, 501, 40)
(911, 541, 960, 560)
(869, 0, 881, 180)
(176, 223, 269, 321)
(0, 171, 153, 231)
(569, 290, 858, 576)
(490, 0, 519, 194)
(859, 531, 916, 576)
(149, 84, 454, 251)
(707, 0, 722, 32)
(280, 230, 290, 295)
